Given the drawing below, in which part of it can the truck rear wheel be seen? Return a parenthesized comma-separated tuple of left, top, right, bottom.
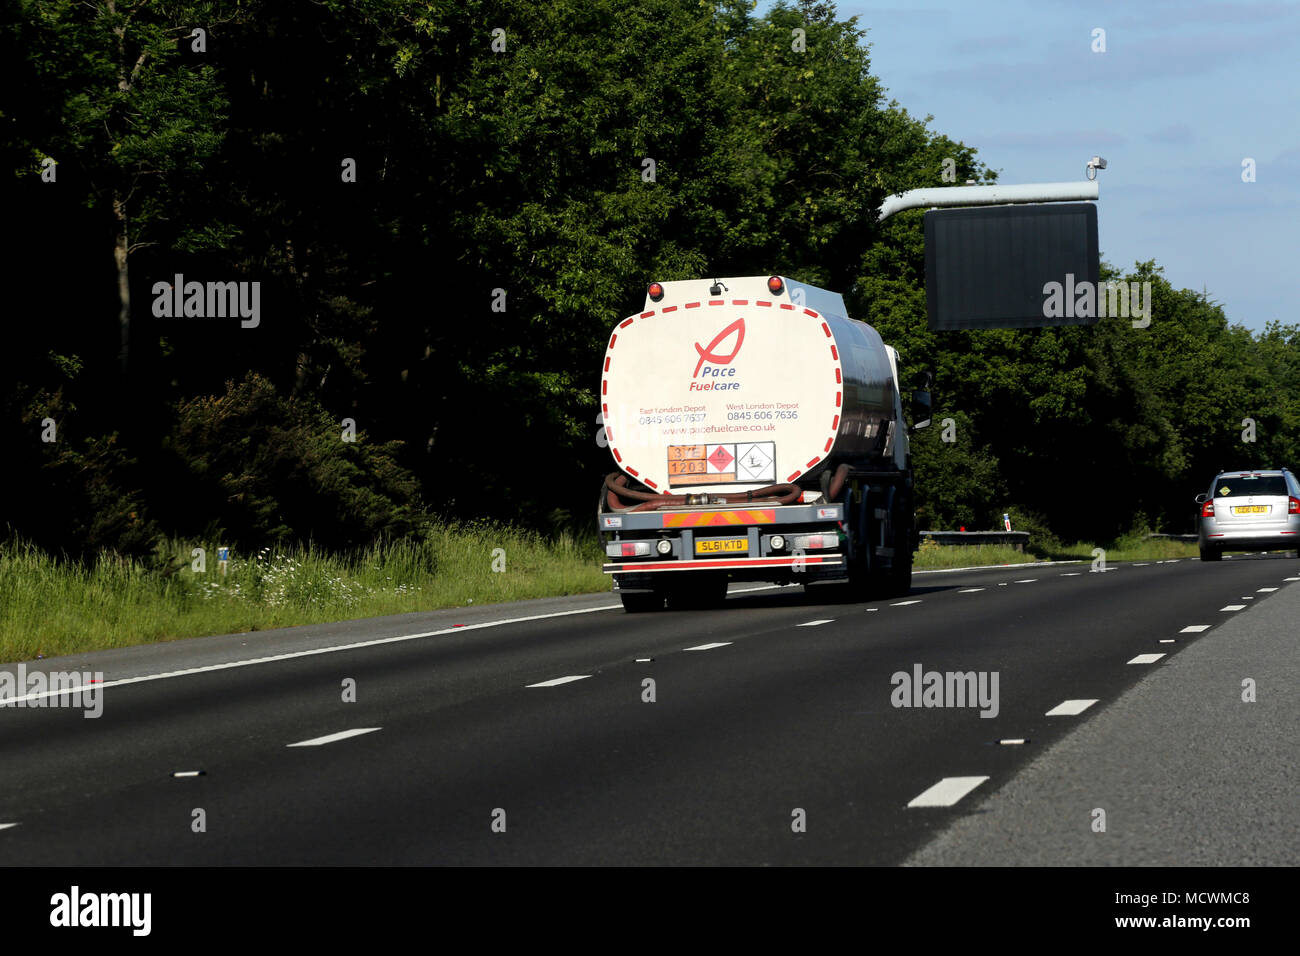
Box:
(884, 546, 913, 597)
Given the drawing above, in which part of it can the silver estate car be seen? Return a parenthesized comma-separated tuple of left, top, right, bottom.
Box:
(1197, 468, 1300, 561)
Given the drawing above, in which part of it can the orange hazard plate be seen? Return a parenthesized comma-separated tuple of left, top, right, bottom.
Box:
(695, 538, 748, 554)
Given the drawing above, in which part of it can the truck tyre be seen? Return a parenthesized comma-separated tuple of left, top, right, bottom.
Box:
(884, 549, 913, 597)
(1199, 547, 1222, 562)
(620, 591, 664, 612)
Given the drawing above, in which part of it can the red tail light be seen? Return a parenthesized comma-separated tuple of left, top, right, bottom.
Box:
(1201, 500, 1215, 518)
(1289, 497, 1300, 515)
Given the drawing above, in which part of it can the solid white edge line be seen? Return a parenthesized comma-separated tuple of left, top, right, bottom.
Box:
(907, 776, 989, 808)
(683, 642, 733, 651)
(286, 727, 382, 747)
(1127, 654, 1166, 665)
(0, 603, 625, 706)
(1179, 625, 1211, 633)
(1045, 698, 1098, 716)
(525, 675, 592, 688)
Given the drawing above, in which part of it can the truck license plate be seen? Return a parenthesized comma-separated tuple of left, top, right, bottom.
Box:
(696, 538, 747, 554)
(1233, 505, 1267, 514)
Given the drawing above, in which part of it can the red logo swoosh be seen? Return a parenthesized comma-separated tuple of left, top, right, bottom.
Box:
(693, 317, 746, 377)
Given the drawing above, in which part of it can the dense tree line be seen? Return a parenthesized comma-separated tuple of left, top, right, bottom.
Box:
(4, 0, 1295, 563)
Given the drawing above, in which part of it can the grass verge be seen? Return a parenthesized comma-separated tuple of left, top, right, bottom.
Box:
(0, 523, 608, 663)
(913, 535, 1202, 570)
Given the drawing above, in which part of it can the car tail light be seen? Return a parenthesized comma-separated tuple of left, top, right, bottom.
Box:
(1289, 497, 1300, 515)
(1201, 500, 1215, 518)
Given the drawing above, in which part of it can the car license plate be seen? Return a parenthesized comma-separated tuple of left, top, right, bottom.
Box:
(1233, 505, 1268, 514)
(696, 538, 747, 554)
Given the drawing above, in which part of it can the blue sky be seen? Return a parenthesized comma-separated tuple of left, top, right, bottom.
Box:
(759, 0, 1300, 332)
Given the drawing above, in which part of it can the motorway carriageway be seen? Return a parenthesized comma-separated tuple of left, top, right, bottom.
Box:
(0, 553, 1296, 865)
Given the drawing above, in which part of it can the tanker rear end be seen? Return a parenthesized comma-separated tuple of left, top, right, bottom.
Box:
(598, 275, 927, 611)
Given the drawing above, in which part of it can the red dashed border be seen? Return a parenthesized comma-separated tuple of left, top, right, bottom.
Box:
(603, 299, 842, 488)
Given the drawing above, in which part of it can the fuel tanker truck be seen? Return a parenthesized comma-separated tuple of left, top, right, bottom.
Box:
(598, 274, 931, 612)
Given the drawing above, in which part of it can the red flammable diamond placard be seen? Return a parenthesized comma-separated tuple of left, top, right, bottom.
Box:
(708, 445, 735, 471)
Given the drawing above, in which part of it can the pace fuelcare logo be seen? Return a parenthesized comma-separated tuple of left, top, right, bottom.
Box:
(691, 317, 744, 391)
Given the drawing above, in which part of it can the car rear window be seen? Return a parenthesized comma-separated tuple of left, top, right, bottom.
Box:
(1213, 475, 1289, 497)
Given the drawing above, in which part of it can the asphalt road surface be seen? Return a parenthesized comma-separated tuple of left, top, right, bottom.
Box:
(2, 554, 1296, 865)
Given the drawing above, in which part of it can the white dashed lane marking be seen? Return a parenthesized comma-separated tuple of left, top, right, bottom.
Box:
(1014, 579, 1038, 583)
(1045, 699, 1098, 716)
(958, 588, 985, 593)
(684, 642, 732, 651)
(525, 675, 592, 688)
(1220, 605, 1247, 611)
(891, 600, 922, 606)
(1257, 587, 1278, 592)
(287, 727, 382, 747)
(1060, 573, 1081, 577)
(798, 620, 833, 627)
(1180, 625, 1211, 633)
(907, 776, 989, 808)
(0, 823, 19, 831)
(1128, 654, 1166, 665)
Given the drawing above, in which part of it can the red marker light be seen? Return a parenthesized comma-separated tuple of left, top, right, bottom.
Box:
(767, 275, 784, 295)
(648, 282, 665, 302)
